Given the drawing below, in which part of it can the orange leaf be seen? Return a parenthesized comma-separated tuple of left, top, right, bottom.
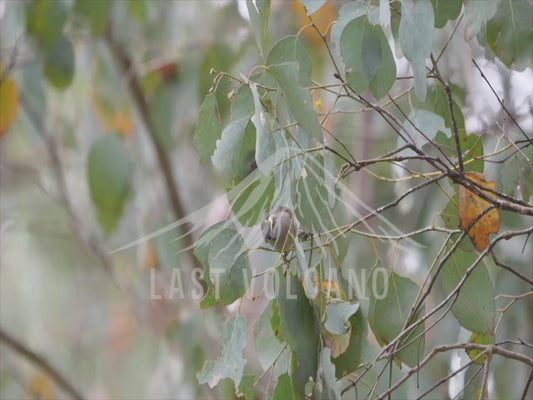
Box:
(459, 172, 501, 251)
(0, 74, 19, 136)
(92, 91, 134, 136)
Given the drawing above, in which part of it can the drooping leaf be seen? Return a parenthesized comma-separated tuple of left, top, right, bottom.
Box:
(273, 373, 300, 400)
(246, 0, 271, 57)
(26, 0, 68, 51)
(231, 85, 254, 121)
(207, 227, 251, 305)
(331, 1, 370, 52)
(501, 150, 533, 202)
(266, 35, 312, 87)
(194, 93, 222, 163)
(399, 0, 434, 100)
(149, 83, 178, 148)
(298, 0, 328, 16)
(74, 0, 112, 36)
(368, 271, 425, 368)
(379, 0, 391, 28)
(88, 135, 132, 234)
(268, 62, 322, 139)
(195, 221, 226, 309)
(459, 172, 501, 251)
(251, 84, 276, 175)
(463, 0, 498, 41)
(0, 74, 19, 136)
(440, 236, 496, 334)
(485, 0, 533, 71)
(332, 310, 367, 378)
(431, 0, 462, 29)
(317, 348, 341, 400)
(212, 117, 254, 179)
(197, 312, 248, 388)
(340, 15, 396, 99)
(255, 302, 291, 378)
(400, 109, 450, 154)
(44, 34, 75, 90)
(278, 277, 320, 395)
(228, 173, 275, 226)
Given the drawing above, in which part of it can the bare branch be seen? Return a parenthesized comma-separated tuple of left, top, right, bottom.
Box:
(0, 328, 84, 400)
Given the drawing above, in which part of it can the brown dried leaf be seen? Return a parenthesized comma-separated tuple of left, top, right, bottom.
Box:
(459, 172, 501, 251)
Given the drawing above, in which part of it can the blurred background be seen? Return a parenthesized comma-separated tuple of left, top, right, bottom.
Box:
(1, 0, 532, 399)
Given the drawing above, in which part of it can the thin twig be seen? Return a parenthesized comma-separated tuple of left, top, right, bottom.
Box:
(0, 328, 84, 400)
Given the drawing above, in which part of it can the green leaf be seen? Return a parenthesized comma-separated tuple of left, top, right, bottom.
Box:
(197, 312, 248, 388)
(299, 0, 328, 15)
(273, 373, 300, 400)
(246, 0, 271, 57)
(88, 135, 132, 234)
(26, 0, 68, 51)
(208, 227, 251, 305)
(266, 35, 312, 87)
(410, 83, 465, 132)
(228, 174, 275, 226)
(399, 0, 434, 100)
(278, 277, 320, 395)
(231, 85, 254, 121)
(255, 302, 291, 377)
(149, 84, 177, 148)
(331, 1, 369, 52)
(194, 93, 222, 163)
(212, 117, 252, 179)
(467, 332, 495, 365)
(485, 0, 533, 71)
(434, 129, 484, 173)
(268, 62, 322, 139)
(325, 302, 359, 335)
(440, 237, 496, 334)
(501, 151, 533, 202)
(195, 222, 225, 309)
(74, 0, 112, 36)
(431, 0, 462, 29)
(368, 271, 425, 368)
(401, 109, 450, 153)
(333, 311, 367, 378)
(251, 84, 276, 175)
(340, 16, 396, 99)
(44, 34, 75, 90)
(318, 348, 341, 400)
(463, 0, 498, 40)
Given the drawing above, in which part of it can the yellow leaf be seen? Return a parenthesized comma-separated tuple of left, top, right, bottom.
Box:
(459, 172, 501, 251)
(27, 372, 55, 400)
(0, 74, 19, 136)
(93, 90, 134, 136)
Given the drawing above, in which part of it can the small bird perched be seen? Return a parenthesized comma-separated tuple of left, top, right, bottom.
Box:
(261, 206, 298, 252)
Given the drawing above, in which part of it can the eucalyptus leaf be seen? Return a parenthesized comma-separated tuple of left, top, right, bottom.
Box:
(268, 62, 322, 140)
(197, 312, 248, 388)
(88, 135, 132, 235)
(44, 34, 75, 90)
(194, 93, 222, 163)
(368, 271, 425, 367)
(208, 228, 251, 305)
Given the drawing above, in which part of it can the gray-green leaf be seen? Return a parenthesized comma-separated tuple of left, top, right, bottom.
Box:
(197, 312, 248, 388)
(194, 93, 222, 163)
(88, 135, 132, 235)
